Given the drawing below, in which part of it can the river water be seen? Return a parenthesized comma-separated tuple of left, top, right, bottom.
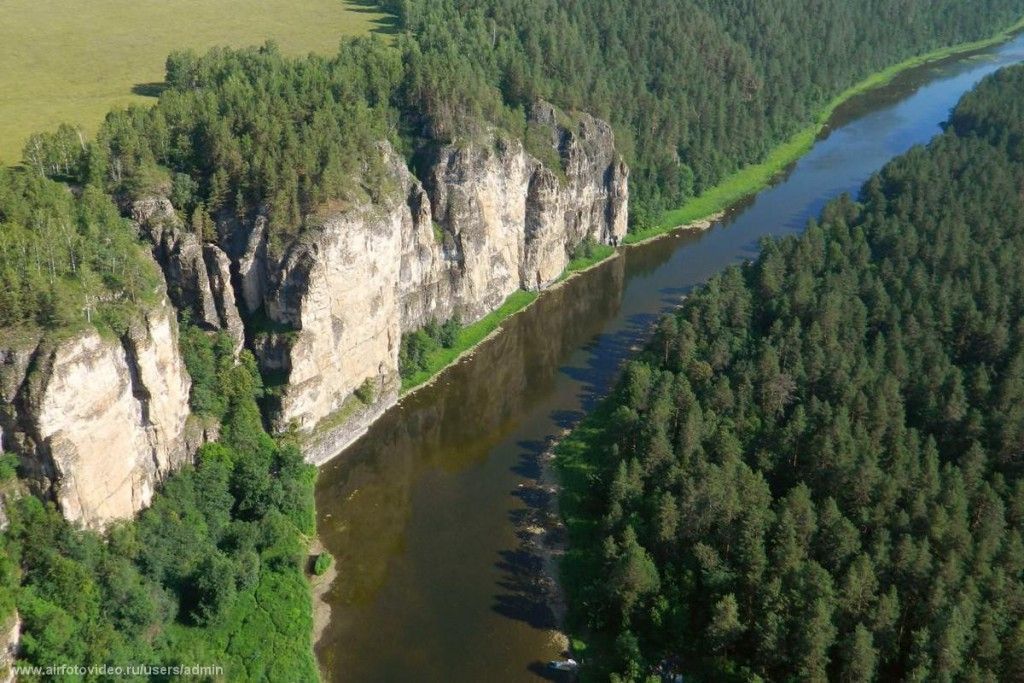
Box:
(314, 34, 1024, 682)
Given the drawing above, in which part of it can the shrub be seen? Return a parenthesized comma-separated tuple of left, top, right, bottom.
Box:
(312, 553, 332, 577)
(571, 236, 597, 261)
(354, 377, 376, 405)
(0, 453, 18, 482)
(438, 316, 461, 348)
(398, 329, 437, 379)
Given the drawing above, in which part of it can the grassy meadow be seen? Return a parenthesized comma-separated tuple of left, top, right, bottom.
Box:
(0, 0, 391, 163)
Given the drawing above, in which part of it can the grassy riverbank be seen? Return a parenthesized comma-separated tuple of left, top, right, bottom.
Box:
(317, 13, 1024, 448)
(552, 18, 1024, 668)
(623, 14, 1024, 246)
(399, 243, 621, 396)
(552, 401, 618, 667)
(562, 244, 617, 279)
(400, 290, 538, 393)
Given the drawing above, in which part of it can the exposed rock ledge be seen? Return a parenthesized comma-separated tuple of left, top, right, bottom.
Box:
(0, 300, 194, 529)
(132, 197, 246, 356)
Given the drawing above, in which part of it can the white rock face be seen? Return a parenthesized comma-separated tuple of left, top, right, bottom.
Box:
(269, 202, 406, 432)
(0, 109, 627, 518)
(0, 302, 192, 528)
(427, 138, 533, 319)
(248, 105, 629, 458)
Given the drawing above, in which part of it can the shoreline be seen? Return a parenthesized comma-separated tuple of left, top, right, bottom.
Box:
(512, 429, 575, 662)
(324, 16, 1024, 443)
(305, 16, 1024, 668)
(623, 15, 1024, 246)
(309, 537, 338, 650)
(542, 15, 1024, 667)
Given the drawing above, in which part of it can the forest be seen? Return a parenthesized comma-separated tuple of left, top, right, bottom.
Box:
(386, 0, 1024, 226)
(557, 65, 1024, 681)
(6, 0, 1022, 335)
(0, 167, 160, 331)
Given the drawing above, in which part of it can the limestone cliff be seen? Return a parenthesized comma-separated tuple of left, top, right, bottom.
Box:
(0, 301, 193, 528)
(230, 103, 628, 462)
(132, 197, 245, 355)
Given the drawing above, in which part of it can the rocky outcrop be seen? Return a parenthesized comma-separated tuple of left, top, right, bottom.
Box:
(426, 103, 629, 313)
(0, 301, 193, 528)
(132, 198, 245, 354)
(235, 103, 628, 460)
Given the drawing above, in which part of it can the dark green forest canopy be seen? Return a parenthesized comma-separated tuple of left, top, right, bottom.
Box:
(558, 66, 1024, 681)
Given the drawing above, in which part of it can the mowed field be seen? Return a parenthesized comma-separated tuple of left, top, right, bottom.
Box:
(0, 0, 389, 163)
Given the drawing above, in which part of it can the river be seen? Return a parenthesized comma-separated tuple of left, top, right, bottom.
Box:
(314, 33, 1024, 682)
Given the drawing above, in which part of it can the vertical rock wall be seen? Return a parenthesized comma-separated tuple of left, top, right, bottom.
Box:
(249, 105, 629, 461)
(124, 102, 629, 466)
(0, 302, 193, 528)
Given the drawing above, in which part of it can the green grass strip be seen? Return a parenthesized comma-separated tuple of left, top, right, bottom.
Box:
(624, 15, 1024, 246)
(400, 289, 538, 393)
(562, 244, 616, 279)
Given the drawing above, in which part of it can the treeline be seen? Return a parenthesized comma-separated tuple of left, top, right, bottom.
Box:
(379, 0, 1024, 225)
(2, 328, 318, 679)
(559, 66, 1024, 681)
(7, 1, 1020, 333)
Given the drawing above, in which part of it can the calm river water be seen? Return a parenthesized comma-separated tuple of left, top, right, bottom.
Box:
(315, 34, 1024, 682)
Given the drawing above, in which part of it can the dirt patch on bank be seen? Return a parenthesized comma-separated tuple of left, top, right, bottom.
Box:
(308, 538, 338, 647)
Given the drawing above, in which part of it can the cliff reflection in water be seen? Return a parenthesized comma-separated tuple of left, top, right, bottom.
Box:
(315, 251, 632, 677)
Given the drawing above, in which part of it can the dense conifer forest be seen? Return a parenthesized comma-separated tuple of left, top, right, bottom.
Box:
(385, 0, 1024, 224)
(17, 0, 1024, 269)
(558, 66, 1024, 681)
(3, 1, 1024, 679)
(0, 168, 160, 330)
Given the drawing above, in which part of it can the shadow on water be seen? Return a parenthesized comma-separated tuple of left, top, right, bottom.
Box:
(561, 311, 661, 411)
(493, 546, 555, 630)
(493, 438, 558, 630)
